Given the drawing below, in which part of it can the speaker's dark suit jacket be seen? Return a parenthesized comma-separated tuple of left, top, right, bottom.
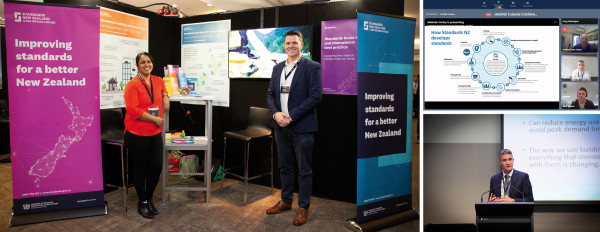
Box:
(570, 99, 596, 109)
(489, 169, 534, 202)
(266, 57, 322, 132)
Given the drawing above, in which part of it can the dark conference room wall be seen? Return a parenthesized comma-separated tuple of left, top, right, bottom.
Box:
(423, 114, 600, 232)
(38, 0, 406, 203)
(424, 114, 501, 225)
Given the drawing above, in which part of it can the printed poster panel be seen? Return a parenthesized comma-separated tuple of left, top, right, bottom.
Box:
(5, 2, 104, 215)
(181, 20, 230, 106)
(99, 7, 149, 109)
(321, 19, 358, 95)
(356, 12, 416, 224)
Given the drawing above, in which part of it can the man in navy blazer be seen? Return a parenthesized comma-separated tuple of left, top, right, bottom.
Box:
(265, 30, 322, 226)
(489, 149, 534, 202)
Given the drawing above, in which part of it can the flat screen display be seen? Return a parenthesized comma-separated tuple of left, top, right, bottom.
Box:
(228, 26, 313, 78)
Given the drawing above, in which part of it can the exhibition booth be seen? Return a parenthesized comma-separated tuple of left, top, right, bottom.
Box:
(0, 0, 418, 231)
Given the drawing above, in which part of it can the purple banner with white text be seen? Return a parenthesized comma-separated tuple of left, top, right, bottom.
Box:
(321, 19, 358, 95)
(5, 2, 103, 215)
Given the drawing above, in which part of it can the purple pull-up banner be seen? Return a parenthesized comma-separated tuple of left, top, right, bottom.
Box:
(5, 1, 104, 216)
(321, 19, 358, 95)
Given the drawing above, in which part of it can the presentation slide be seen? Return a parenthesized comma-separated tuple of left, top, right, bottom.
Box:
(504, 114, 600, 201)
(424, 19, 559, 109)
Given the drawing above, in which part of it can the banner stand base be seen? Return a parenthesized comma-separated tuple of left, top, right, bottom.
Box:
(345, 208, 419, 232)
(9, 202, 107, 227)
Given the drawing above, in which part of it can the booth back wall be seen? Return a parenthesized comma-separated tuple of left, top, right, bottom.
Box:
(38, 0, 404, 203)
(177, 0, 403, 203)
(45, 0, 181, 82)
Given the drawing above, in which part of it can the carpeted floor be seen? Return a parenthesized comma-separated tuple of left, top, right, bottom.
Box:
(0, 171, 417, 231)
(0, 118, 420, 231)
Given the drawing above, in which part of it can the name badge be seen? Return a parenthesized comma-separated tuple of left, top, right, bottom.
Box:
(281, 85, 290, 93)
(148, 107, 159, 117)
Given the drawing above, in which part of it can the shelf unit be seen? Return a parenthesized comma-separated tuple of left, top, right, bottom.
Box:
(161, 96, 214, 203)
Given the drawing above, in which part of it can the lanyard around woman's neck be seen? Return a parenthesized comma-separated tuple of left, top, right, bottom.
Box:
(138, 75, 154, 105)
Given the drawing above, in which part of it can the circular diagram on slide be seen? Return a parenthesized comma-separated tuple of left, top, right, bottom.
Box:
(468, 36, 522, 92)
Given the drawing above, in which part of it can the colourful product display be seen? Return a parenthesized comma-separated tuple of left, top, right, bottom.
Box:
(177, 73, 190, 96)
(163, 77, 172, 96)
(172, 136, 194, 144)
(187, 77, 198, 95)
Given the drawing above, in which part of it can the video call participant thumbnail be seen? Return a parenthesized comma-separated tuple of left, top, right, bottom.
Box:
(571, 60, 591, 81)
(573, 34, 598, 52)
(570, 87, 596, 109)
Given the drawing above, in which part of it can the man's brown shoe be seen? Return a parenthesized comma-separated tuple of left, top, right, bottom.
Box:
(293, 208, 308, 226)
(266, 201, 292, 215)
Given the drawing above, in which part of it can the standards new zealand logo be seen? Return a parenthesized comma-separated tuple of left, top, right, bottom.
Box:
(14, 12, 22, 22)
(22, 204, 30, 210)
(12, 12, 55, 24)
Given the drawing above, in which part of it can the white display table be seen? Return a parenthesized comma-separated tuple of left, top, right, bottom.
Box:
(161, 96, 214, 203)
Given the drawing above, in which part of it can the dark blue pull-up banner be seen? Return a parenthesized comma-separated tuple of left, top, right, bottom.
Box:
(356, 12, 416, 224)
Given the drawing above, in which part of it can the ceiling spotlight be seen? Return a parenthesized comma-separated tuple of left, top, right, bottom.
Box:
(207, 4, 213, 6)
(152, 4, 182, 17)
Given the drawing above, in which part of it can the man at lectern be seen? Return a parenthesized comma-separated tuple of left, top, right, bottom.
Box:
(489, 149, 534, 202)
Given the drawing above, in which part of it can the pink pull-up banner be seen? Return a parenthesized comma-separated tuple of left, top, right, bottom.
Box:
(5, 1, 104, 218)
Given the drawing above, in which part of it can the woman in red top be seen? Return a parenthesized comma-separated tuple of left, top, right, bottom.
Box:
(124, 52, 170, 219)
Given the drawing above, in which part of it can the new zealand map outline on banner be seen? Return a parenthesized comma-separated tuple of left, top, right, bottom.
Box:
(29, 97, 94, 184)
